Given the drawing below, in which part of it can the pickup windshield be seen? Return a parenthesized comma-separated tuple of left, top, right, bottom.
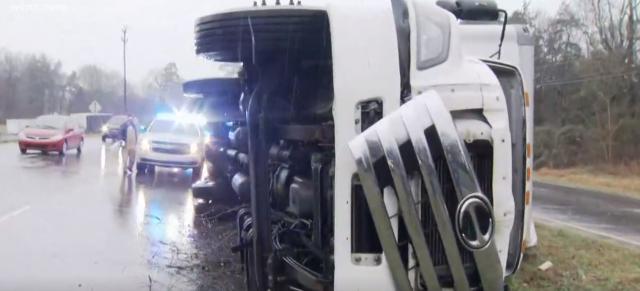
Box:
(148, 119, 199, 137)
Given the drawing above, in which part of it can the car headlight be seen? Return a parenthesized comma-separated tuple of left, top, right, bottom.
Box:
(140, 139, 151, 152)
(190, 142, 199, 155)
(101, 125, 108, 133)
(18, 132, 26, 139)
(51, 134, 64, 141)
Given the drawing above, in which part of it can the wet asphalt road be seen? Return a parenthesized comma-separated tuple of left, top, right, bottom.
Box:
(534, 182, 640, 247)
(4, 136, 637, 289)
(0, 137, 243, 291)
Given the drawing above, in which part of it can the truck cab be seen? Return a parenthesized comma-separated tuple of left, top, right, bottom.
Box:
(192, 0, 531, 290)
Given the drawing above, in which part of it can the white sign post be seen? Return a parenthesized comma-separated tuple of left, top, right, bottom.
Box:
(89, 101, 102, 113)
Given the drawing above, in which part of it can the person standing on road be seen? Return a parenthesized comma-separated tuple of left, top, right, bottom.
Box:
(122, 115, 138, 174)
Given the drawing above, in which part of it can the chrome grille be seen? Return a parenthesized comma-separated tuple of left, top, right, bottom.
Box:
(424, 142, 494, 287)
(349, 92, 504, 291)
(151, 141, 190, 155)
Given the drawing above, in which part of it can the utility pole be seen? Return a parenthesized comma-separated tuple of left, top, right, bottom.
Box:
(628, 0, 637, 117)
(121, 26, 128, 114)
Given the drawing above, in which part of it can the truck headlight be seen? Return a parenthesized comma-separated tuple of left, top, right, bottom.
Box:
(140, 139, 151, 152)
(190, 142, 199, 155)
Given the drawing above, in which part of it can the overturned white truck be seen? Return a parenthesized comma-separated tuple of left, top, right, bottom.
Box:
(192, 0, 534, 290)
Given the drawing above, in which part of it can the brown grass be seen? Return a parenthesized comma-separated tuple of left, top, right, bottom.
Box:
(536, 164, 640, 199)
(509, 224, 640, 290)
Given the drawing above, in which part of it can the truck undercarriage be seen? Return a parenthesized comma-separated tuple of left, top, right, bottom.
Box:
(194, 9, 336, 290)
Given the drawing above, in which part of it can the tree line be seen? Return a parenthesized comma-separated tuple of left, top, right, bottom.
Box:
(512, 0, 639, 168)
(0, 48, 183, 124)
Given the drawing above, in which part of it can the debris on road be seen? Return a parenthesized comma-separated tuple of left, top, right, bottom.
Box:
(537, 261, 553, 271)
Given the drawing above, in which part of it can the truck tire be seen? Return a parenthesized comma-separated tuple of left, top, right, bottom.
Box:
(136, 162, 148, 174)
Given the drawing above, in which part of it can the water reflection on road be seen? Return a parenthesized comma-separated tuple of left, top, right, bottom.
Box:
(0, 138, 242, 290)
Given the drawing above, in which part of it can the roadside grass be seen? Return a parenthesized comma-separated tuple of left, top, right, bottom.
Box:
(508, 224, 640, 290)
(536, 165, 640, 199)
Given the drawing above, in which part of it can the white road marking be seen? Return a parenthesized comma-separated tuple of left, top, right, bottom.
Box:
(536, 216, 640, 248)
(0, 206, 31, 224)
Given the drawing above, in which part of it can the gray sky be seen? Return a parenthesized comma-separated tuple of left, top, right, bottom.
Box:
(0, 0, 560, 82)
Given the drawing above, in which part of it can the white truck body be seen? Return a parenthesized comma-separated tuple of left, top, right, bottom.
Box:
(459, 23, 537, 248)
(192, 0, 532, 290)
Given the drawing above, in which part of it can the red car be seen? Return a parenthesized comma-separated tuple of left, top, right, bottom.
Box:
(18, 115, 85, 155)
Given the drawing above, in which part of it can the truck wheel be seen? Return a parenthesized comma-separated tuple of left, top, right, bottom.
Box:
(59, 141, 67, 156)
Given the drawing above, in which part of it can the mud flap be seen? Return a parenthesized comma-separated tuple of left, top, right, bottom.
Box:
(349, 91, 504, 291)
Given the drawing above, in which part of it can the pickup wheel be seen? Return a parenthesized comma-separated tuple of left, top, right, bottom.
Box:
(136, 162, 148, 174)
(136, 163, 155, 175)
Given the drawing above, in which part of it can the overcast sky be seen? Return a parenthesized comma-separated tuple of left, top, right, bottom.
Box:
(0, 0, 560, 82)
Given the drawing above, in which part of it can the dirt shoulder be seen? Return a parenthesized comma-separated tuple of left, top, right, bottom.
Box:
(536, 166, 640, 200)
(509, 223, 640, 290)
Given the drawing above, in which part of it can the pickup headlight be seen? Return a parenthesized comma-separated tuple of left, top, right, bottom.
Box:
(190, 142, 199, 155)
(140, 139, 151, 152)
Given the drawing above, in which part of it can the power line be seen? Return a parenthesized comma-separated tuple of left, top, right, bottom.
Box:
(537, 69, 639, 87)
(538, 66, 639, 83)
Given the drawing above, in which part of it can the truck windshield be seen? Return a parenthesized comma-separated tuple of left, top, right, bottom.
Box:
(148, 119, 199, 136)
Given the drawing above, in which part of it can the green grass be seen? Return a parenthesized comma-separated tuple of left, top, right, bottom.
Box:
(508, 224, 640, 290)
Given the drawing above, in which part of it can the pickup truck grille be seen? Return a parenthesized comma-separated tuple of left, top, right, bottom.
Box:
(349, 92, 504, 291)
(151, 141, 190, 155)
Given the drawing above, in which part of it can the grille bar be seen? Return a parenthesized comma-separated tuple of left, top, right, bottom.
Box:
(350, 136, 413, 291)
(400, 101, 471, 291)
(423, 95, 504, 291)
(375, 115, 441, 291)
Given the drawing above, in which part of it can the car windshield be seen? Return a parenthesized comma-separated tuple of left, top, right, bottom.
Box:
(33, 116, 66, 130)
(148, 119, 199, 136)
